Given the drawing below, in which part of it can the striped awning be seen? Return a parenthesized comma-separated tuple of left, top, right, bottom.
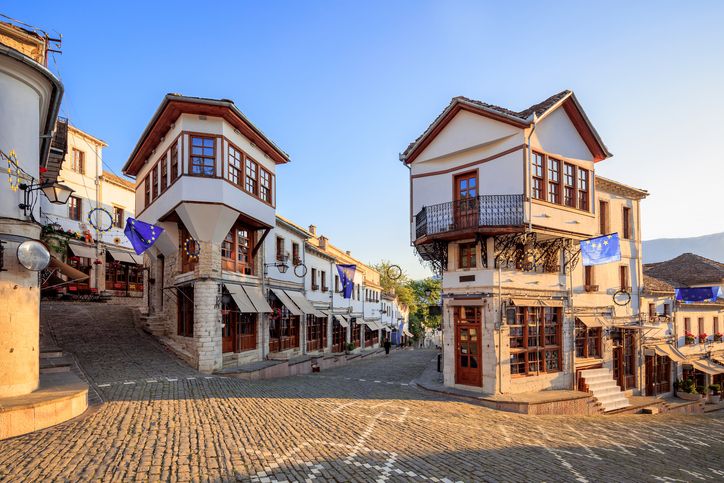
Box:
(225, 284, 256, 313)
(242, 286, 272, 313)
(576, 316, 604, 328)
(107, 248, 140, 265)
(690, 358, 724, 375)
(68, 243, 97, 259)
(270, 288, 302, 316)
(334, 314, 350, 328)
(285, 290, 325, 317)
(650, 343, 688, 363)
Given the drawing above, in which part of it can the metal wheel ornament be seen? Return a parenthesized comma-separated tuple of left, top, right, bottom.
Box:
(613, 290, 631, 306)
(387, 264, 402, 280)
(87, 207, 114, 233)
(184, 237, 200, 258)
(294, 263, 308, 278)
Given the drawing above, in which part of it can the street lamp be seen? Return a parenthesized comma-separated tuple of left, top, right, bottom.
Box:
(18, 181, 75, 216)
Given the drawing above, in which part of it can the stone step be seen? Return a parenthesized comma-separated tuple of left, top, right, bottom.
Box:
(580, 367, 611, 377)
(40, 365, 71, 374)
(585, 380, 620, 391)
(591, 385, 624, 398)
(603, 398, 631, 412)
(582, 373, 616, 384)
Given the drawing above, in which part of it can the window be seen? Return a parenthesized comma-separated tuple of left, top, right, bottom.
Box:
(177, 286, 194, 337)
(170, 143, 179, 182)
(245, 157, 258, 195)
(547, 157, 560, 204)
(321, 271, 327, 292)
(575, 320, 601, 358)
(531, 152, 544, 200)
(584, 265, 595, 289)
(151, 164, 157, 200)
(577, 168, 589, 211)
(649, 303, 656, 317)
(113, 207, 124, 228)
(509, 306, 562, 376)
(458, 242, 476, 270)
(228, 145, 242, 186)
(160, 155, 168, 192)
(306, 314, 327, 352)
(190, 136, 215, 176)
(292, 243, 300, 265)
(311, 268, 318, 290)
(220, 225, 254, 275)
(68, 196, 82, 221)
(71, 148, 84, 174)
(714, 317, 719, 334)
(144, 175, 150, 207)
(260, 168, 272, 204)
(619, 265, 629, 291)
(221, 231, 233, 259)
(663, 303, 671, 316)
(622, 207, 631, 239)
(698, 317, 705, 337)
(335, 275, 340, 293)
(599, 200, 609, 234)
(276, 237, 285, 261)
(684, 317, 691, 334)
(563, 163, 576, 207)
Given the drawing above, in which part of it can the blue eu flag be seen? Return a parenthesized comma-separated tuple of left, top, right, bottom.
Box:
(675, 287, 721, 303)
(580, 233, 621, 266)
(336, 264, 357, 299)
(124, 217, 164, 255)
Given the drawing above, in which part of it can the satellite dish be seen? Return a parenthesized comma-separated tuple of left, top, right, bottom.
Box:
(17, 240, 50, 271)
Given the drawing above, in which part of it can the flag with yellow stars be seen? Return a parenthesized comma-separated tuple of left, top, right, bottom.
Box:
(580, 233, 621, 266)
(124, 217, 164, 255)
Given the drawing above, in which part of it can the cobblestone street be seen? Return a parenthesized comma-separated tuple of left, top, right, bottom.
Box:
(1, 303, 722, 482)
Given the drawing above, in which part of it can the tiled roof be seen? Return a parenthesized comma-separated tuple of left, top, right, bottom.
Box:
(101, 171, 134, 190)
(402, 90, 571, 160)
(643, 253, 724, 287)
(643, 274, 675, 293)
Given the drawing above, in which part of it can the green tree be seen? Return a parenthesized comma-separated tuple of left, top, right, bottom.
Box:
(408, 277, 442, 331)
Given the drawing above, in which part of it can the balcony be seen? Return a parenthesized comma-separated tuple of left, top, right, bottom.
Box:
(415, 194, 525, 242)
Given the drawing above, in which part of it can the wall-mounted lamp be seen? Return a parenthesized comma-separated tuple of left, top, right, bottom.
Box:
(18, 181, 74, 216)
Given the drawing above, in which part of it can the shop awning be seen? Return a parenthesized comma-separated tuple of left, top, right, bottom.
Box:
(651, 343, 688, 364)
(68, 243, 97, 259)
(285, 290, 325, 317)
(449, 298, 485, 306)
(49, 256, 89, 281)
(108, 249, 140, 265)
(270, 288, 302, 316)
(690, 358, 724, 375)
(364, 320, 382, 330)
(334, 314, 350, 328)
(576, 316, 605, 328)
(317, 310, 331, 317)
(510, 298, 541, 306)
(242, 286, 272, 313)
(224, 284, 257, 313)
(541, 299, 564, 307)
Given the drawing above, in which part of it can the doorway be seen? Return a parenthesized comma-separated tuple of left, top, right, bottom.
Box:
(454, 306, 482, 387)
(453, 171, 478, 230)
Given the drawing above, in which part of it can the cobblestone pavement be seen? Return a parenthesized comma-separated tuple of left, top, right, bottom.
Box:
(1, 303, 722, 482)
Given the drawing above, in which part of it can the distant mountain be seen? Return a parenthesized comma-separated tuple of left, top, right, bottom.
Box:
(643, 232, 724, 264)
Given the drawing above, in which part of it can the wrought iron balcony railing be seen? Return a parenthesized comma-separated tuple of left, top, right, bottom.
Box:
(415, 194, 525, 240)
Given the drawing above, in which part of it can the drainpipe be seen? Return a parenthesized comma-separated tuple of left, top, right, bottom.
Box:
(526, 114, 538, 233)
(498, 265, 503, 394)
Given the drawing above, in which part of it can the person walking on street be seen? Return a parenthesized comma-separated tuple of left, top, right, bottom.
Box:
(384, 338, 391, 356)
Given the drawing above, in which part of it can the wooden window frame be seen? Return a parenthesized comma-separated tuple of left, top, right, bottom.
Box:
(714, 317, 719, 335)
(619, 265, 629, 291)
(599, 200, 609, 234)
(170, 143, 179, 183)
(275, 236, 285, 261)
(321, 271, 327, 292)
(220, 223, 255, 275)
(622, 206, 631, 239)
(458, 242, 477, 270)
(227, 143, 243, 186)
(509, 306, 562, 377)
(563, 163, 576, 208)
(684, 317, 691, 334)
(160, 154, 168, 193)
(575, 321, 602, 359)
(547, 157, 561, 204)
(335, 275, 340, 293)
(648, 303, 656, 318)
(112, 206, 124, 228)
(68, 196, 82, 221)
(698, 317, 705, 337)
(292, 243, 300, 265)
(71, 148, 85, 174)
(151, 163, 158, 200)
(311, 268, 319, 291)
(244, 156, 259, 196)
(577, 168, 589, 211)
(584, 265, 595, 290)
(189, 135, 216, 177)
(531, 152, 544, 201)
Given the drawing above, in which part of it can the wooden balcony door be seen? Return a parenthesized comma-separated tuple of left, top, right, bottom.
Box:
(454, 306, 482, 387)
(613, 329, 636, 390)
(453, 171, 478, 230)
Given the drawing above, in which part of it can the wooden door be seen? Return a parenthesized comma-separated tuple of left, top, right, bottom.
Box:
(454, 306, 482, 387)
(222, 312, 235, 353)
(453, 171, 478, 230)
(645, 355, 654, 396)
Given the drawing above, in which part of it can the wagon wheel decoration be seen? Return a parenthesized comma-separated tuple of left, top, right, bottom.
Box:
(184, 237, 200, 259)
(613, 289, 631, 306)
(386, 264, 402, 280)
(294, 263, 308, 278)
(87, 207, 114, 233)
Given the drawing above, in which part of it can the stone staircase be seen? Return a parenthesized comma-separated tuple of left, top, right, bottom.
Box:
(579, 367, 630, 412)
(139, 314, 165, 336)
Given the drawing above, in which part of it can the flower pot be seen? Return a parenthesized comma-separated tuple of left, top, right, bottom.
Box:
(678, 392, 702, 401)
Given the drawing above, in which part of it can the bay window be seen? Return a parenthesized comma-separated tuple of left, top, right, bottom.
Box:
(547, 158, 561, 204)
(531, 152, 544, 200)
(190, 136, 216, 176)
(564, 163, 576, 207)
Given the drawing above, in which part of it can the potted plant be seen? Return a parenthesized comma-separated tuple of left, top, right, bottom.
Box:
(345, 342, 356, 354)
(678, 379, 702, 401)
(708, 384, 721, 403)
(714, 332, 723, 343)
(684, 332, 696, 345)
(699, 333, 708, 344)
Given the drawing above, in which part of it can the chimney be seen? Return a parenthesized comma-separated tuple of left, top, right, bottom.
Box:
(308, 224, 316, 236)
(346, 250, 351, 256)
(318, 236, 327, 249)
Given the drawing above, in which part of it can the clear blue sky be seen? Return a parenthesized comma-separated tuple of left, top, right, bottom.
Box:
(7, 1, 724, 279)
